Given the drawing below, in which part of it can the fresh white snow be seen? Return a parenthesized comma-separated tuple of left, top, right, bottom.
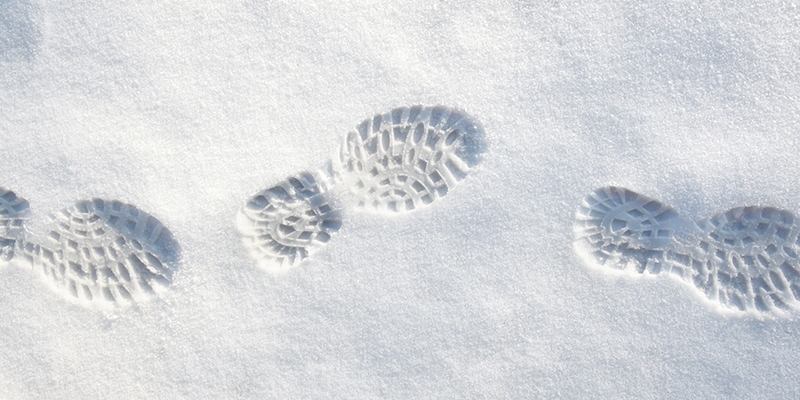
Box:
(2, 0, 800, 398)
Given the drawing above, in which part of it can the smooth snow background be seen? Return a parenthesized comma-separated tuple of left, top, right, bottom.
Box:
(2, 0, 800, 398)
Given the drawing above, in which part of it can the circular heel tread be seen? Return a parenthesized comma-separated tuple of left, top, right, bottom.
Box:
(237, 172, 342, 273)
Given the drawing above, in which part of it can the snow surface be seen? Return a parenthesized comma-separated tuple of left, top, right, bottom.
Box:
(2, 0, 800, 398)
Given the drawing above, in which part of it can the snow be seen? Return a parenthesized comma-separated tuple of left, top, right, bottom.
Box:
(2, 0, 800, 398)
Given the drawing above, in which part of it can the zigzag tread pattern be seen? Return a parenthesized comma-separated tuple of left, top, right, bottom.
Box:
(683, 207, 800, 313)
(19, 199, 177, 307)
(334, 105, 484, 213)
(237, 105, 485, 273)
(574, 186, 800, 316)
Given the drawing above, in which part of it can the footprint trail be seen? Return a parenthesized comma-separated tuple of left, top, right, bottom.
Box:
(574, 186, 800, 316)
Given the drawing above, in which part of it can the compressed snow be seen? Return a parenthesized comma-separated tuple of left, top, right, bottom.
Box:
(2, 0, 800, 398)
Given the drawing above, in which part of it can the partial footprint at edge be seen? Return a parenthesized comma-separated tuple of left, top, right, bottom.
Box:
(237, 171, 343, 273)
(0, 188, 30, 262)
(334, 105, 486, 213)
(574, 186, 800, 317)
(17, 197, 179, 307)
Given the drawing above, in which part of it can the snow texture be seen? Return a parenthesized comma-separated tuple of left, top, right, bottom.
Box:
(2, 0, 800, 398)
